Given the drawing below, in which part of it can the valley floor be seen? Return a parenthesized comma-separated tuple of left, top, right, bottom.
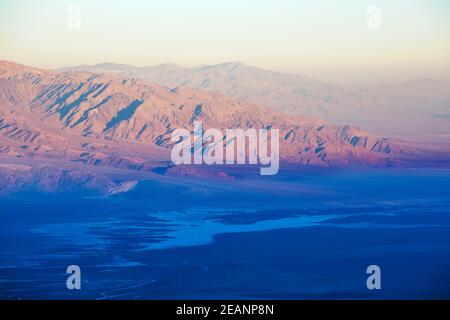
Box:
(1, 167, 449, 299)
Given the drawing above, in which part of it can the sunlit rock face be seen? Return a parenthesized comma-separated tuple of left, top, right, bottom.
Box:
(0, 60, 441, 194)
(61, 61, 450, 143)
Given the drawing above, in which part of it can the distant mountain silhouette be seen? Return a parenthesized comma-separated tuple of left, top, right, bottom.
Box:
(61, 61, 450, 142)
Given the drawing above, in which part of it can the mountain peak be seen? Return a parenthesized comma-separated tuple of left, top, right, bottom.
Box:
(0, 60, 44, 73)
(222, 61, 245, 67)
(218, 61, 246, 70)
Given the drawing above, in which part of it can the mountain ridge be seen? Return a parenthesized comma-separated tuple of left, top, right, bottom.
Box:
(0, 60, 445, 194)
(59, 61, 450, 143)
(1, 60, 400, 163)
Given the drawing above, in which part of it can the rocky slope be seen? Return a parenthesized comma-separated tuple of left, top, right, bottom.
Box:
(62, 62, 450, 142)
(0, 60, 419, 193)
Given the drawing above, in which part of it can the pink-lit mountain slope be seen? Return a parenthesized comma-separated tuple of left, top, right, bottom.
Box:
(63, 62, 450, 143)
(1, 60, 443, 194)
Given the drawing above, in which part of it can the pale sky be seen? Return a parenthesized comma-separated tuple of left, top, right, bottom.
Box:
(1, 0, 449, 82)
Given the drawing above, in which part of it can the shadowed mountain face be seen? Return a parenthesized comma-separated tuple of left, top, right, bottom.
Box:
(0, 60, 444, 194)
(62, 62, 450, 143)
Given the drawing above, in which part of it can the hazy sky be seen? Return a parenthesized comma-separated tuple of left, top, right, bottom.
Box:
(1, 0, 449, 82)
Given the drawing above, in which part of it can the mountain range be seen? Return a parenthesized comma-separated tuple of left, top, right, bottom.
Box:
(0, 60, 447, 194)
(61, 61, 450, 143)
